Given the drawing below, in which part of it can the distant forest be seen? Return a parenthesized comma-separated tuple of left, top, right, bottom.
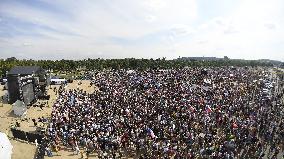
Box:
(0, 57, 282, 77)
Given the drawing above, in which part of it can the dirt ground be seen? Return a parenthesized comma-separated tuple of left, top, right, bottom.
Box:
(0, 80, 97, 159)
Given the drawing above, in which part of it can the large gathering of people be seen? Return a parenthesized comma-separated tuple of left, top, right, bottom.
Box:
(43, 67, 284, 158)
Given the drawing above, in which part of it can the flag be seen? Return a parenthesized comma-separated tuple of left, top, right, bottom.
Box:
(147, 128, 156, 139)
(189, 106, 195, 112)
(232, 123, 238, 129)
(205, 105, 212, 113)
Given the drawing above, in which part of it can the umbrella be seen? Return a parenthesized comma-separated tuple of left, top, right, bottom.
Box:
(0, 132, 13, 159)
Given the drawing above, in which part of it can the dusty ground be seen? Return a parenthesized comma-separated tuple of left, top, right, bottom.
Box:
(0, 80, 97, 159)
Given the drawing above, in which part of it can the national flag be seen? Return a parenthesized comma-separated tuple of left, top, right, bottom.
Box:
(147, 128, 156, 139)
(232, 123, 238, 129)
(205, 105, 212, 113)
(189, 106, 195, 112)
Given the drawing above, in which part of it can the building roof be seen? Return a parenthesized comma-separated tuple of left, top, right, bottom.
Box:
(8, 66, 43, 75)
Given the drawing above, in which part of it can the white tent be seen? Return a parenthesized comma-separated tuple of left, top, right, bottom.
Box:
(126, 70, 135, 74)
(0, 132, 13, 159)
(50, 78, 66, 85)
(12, 100, 27, 117)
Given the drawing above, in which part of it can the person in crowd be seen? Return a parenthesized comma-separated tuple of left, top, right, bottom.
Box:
(43, 67, 283, 158)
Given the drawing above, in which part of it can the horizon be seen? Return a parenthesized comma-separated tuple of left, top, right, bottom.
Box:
(0, 0, 284, 61)
(2, 56, 284, 63)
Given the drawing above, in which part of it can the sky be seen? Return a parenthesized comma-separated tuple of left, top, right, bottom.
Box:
(0, 0, 283, 61)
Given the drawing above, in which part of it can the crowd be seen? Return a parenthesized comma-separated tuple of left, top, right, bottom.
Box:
(44, 67, 284, 158)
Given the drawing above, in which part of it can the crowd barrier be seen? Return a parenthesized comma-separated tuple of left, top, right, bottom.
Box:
(10, 128, 43, 144)
(35, 142, 46, 159)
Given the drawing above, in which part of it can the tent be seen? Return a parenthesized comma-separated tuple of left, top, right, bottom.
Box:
(126, 70, 135, 74)
(12, 100, 27, 117)
(50, 78, 66, 85)
(0, 132, 13, 159)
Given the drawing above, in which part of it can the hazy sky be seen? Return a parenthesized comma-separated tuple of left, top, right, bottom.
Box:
(0, 0, 283, 61)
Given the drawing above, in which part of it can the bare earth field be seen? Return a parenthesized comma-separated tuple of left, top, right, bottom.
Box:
(0, 80, 97, 159)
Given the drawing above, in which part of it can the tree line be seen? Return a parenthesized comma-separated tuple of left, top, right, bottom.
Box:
(0, 57, 276, 77)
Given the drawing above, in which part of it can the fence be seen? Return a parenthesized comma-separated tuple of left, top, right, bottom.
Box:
(10, 128, 44, 144)
(10, 127, 46, 159)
